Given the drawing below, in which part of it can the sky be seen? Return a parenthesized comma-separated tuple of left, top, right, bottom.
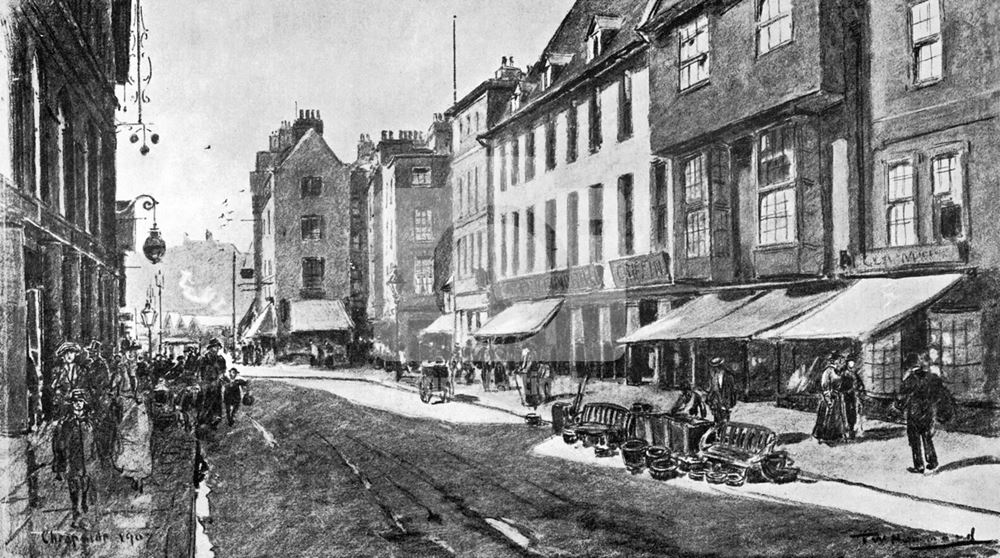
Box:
(115, 0, 575, 252)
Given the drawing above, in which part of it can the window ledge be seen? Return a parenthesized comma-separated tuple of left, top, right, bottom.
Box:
(754, 242, 798, 252)
(911, 77, 943, 90)
(756, 40, 794, 60)
(678, 80, 710, 95)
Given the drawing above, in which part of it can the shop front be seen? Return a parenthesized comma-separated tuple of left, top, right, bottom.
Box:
(280, 299, 355, 363)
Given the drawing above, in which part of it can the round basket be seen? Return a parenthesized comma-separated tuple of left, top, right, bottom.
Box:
(687, 470, 706, 482)
(525, 413, 542, 427)
(644, 446, 668, 468)
(725, 471, 747, 487)
(706, 470, 728, 485)
(621, 439, 649, 470)
(648, 458, 677, 481)
(594, 446, 617, 458)
(562, 428, 578, 445)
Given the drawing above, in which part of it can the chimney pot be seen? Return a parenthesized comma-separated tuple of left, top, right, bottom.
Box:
(299, 110, 305, 119)
(316, 110, 321, 119)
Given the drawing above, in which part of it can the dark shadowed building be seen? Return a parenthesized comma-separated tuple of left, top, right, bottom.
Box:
(248, 110, 354, 358)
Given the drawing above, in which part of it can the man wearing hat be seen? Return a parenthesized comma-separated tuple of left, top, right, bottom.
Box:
(52, 389, 95, 527)
(706, 357, 738, 425)
(51, 342, 85, 416)
(198, 338, 227, 428)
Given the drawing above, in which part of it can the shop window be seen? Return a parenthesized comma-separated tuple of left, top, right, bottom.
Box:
(679, 14, 710, 90)
(757, 0, 793, 55)
(910, 0, 942, 83)
(887, 161, 917, 246)
(930, 311, 984, 400)
(864, 330, 902, 396)
(758, 188, 795, 245)
(932, 153, 964, 240)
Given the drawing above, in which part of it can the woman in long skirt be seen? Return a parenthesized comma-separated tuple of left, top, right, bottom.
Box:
(813, 353, 849, 444)
(113, 393, 152, 492)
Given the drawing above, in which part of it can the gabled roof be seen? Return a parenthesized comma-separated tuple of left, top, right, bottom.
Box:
(638, 0, 711, 36)
(587, 14, 625, 36)
(278, 128, 344, 169)
(482, 0, 649, 136)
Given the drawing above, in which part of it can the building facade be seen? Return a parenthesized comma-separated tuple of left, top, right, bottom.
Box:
(0, 0, 132, 551)
(370, 129, 451, 359)
(249, 110, 355, 355)
(856, 0, 1000, 406)
(445, 60, 520, 345)
(481, 0, 656, 379)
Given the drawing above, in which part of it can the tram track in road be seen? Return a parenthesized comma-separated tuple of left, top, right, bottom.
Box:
(308, 428, 526, 557)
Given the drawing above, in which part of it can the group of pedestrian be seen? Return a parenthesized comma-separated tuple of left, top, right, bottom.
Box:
(812, 351, 866, 444)
(44, 336, 255, 529)
(47, 339, 148, 528)
(238, 340, 274, 366)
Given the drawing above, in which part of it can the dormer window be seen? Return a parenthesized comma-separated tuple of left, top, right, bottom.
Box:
(541, 53, 572, 89)
(543, 62, 554, 89)
(510, 85, 523, 113)
(586, 15, 623, 62)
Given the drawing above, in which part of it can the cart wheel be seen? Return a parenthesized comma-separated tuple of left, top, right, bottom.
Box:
(419, 379, 432, 404)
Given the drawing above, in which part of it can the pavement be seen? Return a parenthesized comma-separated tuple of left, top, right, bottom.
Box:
(242, 363, 1000, 540)
(7, 421, 197, 558)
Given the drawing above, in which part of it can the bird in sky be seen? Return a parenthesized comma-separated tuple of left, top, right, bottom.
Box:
(218, 213, 225, 219)
(239, 189, 246, 192)
(227, 210, 234, 214)
(205, 145, 211, 150)
(222, 198, 228, 204)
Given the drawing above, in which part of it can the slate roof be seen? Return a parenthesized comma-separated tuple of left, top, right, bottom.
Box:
(483, 0, 649, 134)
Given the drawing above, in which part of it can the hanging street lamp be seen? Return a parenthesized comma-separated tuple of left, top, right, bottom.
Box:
(117, 194, 166, 264)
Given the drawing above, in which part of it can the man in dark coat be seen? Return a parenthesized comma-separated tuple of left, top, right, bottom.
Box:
(198, 338, 227, 428)
(898, 352, 953, 473)
(52, 389, 96, 527)
(51, 342, 86, 417)
(706, 357, 738, 425)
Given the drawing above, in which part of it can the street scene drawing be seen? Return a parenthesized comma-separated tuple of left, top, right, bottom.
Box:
(2, 0, 1000, 556)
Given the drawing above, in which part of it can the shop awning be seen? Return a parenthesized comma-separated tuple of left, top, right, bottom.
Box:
(618, 292, 759, 344)
(474, 298, 563, 340)
(288, 299, 354, 333)
(242, 303, 277, 340)
(758, 274, 964, 341)
(419, 314, 454, 337)
(680, 287, 843, 339)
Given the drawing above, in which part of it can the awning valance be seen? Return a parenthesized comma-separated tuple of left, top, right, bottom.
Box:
(289, 299, 354, 333)
(474, 298, 563, 340)
(242, 303, 277, 340)
(758, 274, 963, 341)
(618, 292, 759, 344)
(680, 287, 842, 339)
(419, 314, 454, 337)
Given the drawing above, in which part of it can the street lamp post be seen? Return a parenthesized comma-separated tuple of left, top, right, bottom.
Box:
(155, 270, 164, 354)
(116, 194, 166, 264)
(386, 268, 406, 378)
(139, 300, 157, 357)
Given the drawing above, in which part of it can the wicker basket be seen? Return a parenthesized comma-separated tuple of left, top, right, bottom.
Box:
(649, 458, 677, 481)
(562, 428, 578, 445)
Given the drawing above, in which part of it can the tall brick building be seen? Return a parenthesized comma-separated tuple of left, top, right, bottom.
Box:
(0, 0, 133, 551)
(248, 110, 355, 356)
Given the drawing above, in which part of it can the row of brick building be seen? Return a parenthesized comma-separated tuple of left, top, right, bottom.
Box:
(380, 0, 1000, 413)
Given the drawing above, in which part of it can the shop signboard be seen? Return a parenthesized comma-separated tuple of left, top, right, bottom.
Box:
(851, 244, 964, 274)
(609, 252, 672, 288)
(496, 264, 603, 300)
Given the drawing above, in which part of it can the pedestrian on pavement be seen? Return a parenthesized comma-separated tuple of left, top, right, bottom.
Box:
(52, 389, 95, 528)
(113, 388, 152, 493)
(705, 357, 738, 425)
(51, 341, 85, 417)
(898, 352, 954, 474)
(198, 338, 227, 428)
(813, 351, 848, 444)
(840, 354, 866, 439)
